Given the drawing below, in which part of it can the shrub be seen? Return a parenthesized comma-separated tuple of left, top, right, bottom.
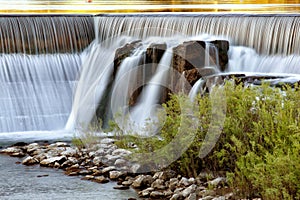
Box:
(110, 81, 300, 199)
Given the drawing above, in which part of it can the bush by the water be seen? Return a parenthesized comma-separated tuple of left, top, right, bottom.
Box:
(111, 81, 300, 199)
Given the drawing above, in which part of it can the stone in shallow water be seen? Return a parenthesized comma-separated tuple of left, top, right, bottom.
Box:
(113, 185, 130, 190)
(22, 156, 39, 165)
(40, 156, 67, 166)
(94, 176, 109, 184)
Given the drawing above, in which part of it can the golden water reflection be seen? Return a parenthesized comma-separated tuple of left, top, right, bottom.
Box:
(0, 0, 300, 14)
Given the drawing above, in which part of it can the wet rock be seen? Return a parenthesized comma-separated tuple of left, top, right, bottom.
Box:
(138, 187, 154, 197)
(101, 166, 116, 174)
(150, 191, 165, 199)
(151, 178, 166, 190)
(186, 193, 197, 200)
(60, 147, 77, 157)
(82, 175, 94, 180)
(53, 162, 61, 168)
(209, 40, 229, 71)
(132, 175, 154, 189)
(0, 147, 24, 156)
(113, 185, 129, 190)
(22, 156, 39, 165)
(40, 156, 67, 166)
(94, 176, 109, 184)
(170, 193, 183, 200)
(78, 169, 91, 175)
(12, 142, 28, 147)
(114, 40, 142, 76)
(49, 142, 69, 148)
(109, 170, 126, 180)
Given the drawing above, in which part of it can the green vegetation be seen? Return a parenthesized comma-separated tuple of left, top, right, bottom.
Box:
(110, 81, 300, 199)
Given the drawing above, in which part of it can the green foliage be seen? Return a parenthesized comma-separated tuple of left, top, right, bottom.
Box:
(110, 81, 300, 199)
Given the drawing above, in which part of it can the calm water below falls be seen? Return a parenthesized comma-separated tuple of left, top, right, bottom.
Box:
(0, 154, 140, 200)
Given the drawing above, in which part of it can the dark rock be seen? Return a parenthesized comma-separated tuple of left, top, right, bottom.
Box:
(114, 40, 142, 76)
(113, 185, 130, 190)
(12, 142, 28, 147)
(37, 174, 49, 178)
(209, 40, 229, 71)
(173, 41, 206, 74)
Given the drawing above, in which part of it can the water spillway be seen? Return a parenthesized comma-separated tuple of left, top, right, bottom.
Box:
(0, 15, 94, 134)
(1, 14, 300, 135)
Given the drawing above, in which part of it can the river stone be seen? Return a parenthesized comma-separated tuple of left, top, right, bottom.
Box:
(182, 184, 197, 198)
(122, 178, 134, 186)
(164, 189, 173, 197)
(151, 178, 166, 190)
(49, 142, 69, 148)
(179, 177, 190, 187)
(150, 191, 165, 199)
(93, 156, 103, 166)
(61, 147, 77, 157)
(170, 193, 182, 200)
(40, 156, 67, 166)
(0, 147, 22, 155)
(168, 178, 179, 191)
(22, 156, 39, 165)
(186, 193, 197, 200)
(94, 176, 109, 184)
(33, 153, 47, 162)
(129, 174, 154, 188)
(102, 166, 116, 174)
(109, 170, 125, 180)
(113, 185, 129, 190)
(139, 187, 154, 197)
(60, 160, 71, 169)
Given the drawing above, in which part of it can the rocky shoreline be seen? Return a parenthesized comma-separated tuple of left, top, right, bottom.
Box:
(0, 139, 257, 200)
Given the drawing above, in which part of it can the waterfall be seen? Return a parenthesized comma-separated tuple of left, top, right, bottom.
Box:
(66, 36, 138, 130)
(0, 16, 93, 135)
(2, 14, 300, 137)
(96, 14, 300, 55)
(0, 16, 94, 54)
(111, 47, 173, 136)
(0, 53, 82, 132)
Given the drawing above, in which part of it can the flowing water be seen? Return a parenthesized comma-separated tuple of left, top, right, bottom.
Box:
(1, 13, 300, 199)
(0, 154, 140, 200)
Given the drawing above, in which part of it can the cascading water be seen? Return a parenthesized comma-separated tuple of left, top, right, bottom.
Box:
(2, 14, 300, 138)
(0, 16, 93, 139)
(0, 53, 81, 133)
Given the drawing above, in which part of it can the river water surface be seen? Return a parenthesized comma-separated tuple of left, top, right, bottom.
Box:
(0, 134, 140, 200)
